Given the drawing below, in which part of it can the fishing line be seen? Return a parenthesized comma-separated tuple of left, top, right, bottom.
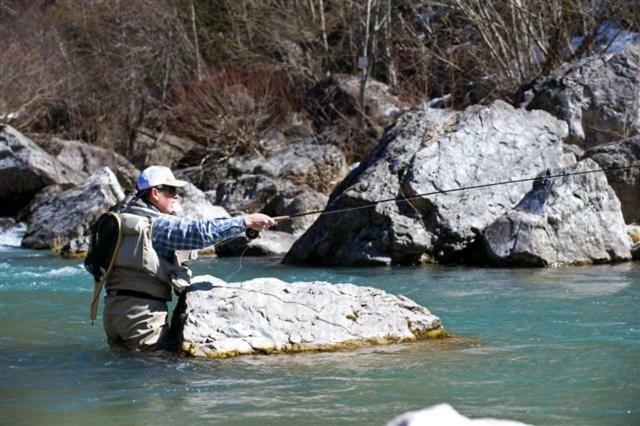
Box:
(271, 164, 640, 223)
(212, 163, 638, 279)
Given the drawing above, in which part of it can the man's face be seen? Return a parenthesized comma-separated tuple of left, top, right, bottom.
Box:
(150, 186, 180, 214)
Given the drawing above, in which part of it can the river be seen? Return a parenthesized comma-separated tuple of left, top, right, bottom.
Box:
(1, 227, 639, 425)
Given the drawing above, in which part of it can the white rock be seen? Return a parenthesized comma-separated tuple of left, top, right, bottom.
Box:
(387, 403, 532, 426)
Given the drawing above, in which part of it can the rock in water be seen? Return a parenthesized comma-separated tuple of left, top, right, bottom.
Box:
(483, 159, 631, 266)
(387, 403, 531, 426)
(0, 125, 84, 215)
(175, 276, 443, 358)
(22, 167, 124, 250)
(284, 101, 567, 266)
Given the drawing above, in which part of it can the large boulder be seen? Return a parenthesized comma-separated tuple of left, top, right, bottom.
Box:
(131, 127, 198, 169)
(228, 142, 348, 193)
(284, 101, 568, 266)
(175, 276, 443, 358)
(582, 135, 639, 223)
(483, 159, 631, 266)
(0, 125, 84, 215)
(524, 44, 640, 147)
(37, 137, 138, 188)
(21, 167, 124, 250)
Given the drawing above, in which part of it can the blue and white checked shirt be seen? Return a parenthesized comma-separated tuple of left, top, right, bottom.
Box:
(151, 215, 246, 261)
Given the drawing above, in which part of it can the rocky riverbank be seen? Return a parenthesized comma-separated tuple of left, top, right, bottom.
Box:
(1, 44, 638, 266)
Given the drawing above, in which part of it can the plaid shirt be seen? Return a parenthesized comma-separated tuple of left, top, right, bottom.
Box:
(151, 215, 246, 261)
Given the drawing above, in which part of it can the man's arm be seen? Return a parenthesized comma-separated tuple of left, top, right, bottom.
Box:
(151, 213, 276, 260)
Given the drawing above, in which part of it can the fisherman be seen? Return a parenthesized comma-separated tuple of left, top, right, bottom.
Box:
(92, 165, 276, 351)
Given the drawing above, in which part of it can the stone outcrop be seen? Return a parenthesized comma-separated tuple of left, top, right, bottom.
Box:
(582, 135, 639, 223)
(0, 125, 84, 215)
(387, 404, 531, 426)
(227, 142, 348, 193)
(213, 174, 327, 235)
(37, 137, 138, 188)
(306, 74, 402, 129)
(174, 183, 230, 220)
(483, 159, 631, 266)
(524, 44, 640, 147)
(284, 101, 568, 266)
(175, 276, 443, 358)
(215, 230, 298, 257)
(131, 127, 198, 169)
(21, 167, 124, 250)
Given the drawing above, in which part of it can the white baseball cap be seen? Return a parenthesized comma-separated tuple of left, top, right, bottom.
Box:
(136, 166, 188, 191)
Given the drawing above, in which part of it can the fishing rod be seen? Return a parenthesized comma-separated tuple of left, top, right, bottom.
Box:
(265, 164, 639, 225)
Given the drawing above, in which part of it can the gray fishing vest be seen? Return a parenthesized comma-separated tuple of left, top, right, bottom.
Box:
(105, 203, 197, 301)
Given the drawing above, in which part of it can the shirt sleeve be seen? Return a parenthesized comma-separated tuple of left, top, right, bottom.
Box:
(151, 215, 246, 259)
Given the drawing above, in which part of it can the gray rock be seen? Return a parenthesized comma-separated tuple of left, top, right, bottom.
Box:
(175, 276, 443, 358)
(0, 125, 84, 215)
(228, 142, 348, 193)
(525, 44, 640, 147)
(306, 74, 402, 128)
(174, 183, 230, 220)
(215, 230, 298, 257)
(582, 135, 640, 223)
(213, 174, 291, 215)
(38, 137, 138, 188)
(284, 101, 568, 266)
(131, 127, 198, 169)
(16, 184, 63, 222)
(483, 159, 631, 266)
(213, 174, 327, 235)
(22, 167, 125, 250)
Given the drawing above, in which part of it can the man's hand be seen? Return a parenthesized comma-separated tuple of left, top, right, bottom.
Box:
(244, 213, 277, 231)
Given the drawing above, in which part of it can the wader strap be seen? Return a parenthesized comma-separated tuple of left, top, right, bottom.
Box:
(89, 213, 123, 324)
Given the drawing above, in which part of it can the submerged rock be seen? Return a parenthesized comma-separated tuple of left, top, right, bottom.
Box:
(525, 44, 640, 147)
(582, 135, 639, 223)
(284, 101, 567, 266)
(387, 403, 531, 426)
(0, 125, 84, 215)
(483, 159, 631, 266)
(175, 276, 443, 358)
(22, 167, 124, 251)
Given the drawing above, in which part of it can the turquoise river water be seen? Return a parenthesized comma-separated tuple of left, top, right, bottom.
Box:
(1, 231, 639, 425)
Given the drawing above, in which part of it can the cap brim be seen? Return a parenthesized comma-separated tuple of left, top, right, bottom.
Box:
(169, 179, 188, 187)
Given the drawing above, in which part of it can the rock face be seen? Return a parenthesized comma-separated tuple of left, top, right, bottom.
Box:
(22, 167, 124, 250)
(38, 137, 138, 188)
(284, 101, 568, 266)
(215, 230, 298, 257)
(174, 183, 230, 220)
(387, 403, 531, 426)
(582, 136, 639, 223)
(0, 125, 84, 215)
(483, 160, 631, 266)
(306, 74, 402, 129)
(131, 127, 198, 169)
(213, 174, 327, 235)
(525, 44, 640, 147)
(175, 276, 443, 358)
(228, 142, 348, 193)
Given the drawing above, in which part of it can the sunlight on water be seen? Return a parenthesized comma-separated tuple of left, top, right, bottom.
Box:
(1, 244, 639, 425)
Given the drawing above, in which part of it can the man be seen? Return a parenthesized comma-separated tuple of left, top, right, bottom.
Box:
(100, 165, 275, 351)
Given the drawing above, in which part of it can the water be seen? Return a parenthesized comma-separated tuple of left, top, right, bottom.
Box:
(1, 239, 639, 425)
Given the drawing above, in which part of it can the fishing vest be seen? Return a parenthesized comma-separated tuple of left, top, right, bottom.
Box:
(104, 204, 197, 301)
